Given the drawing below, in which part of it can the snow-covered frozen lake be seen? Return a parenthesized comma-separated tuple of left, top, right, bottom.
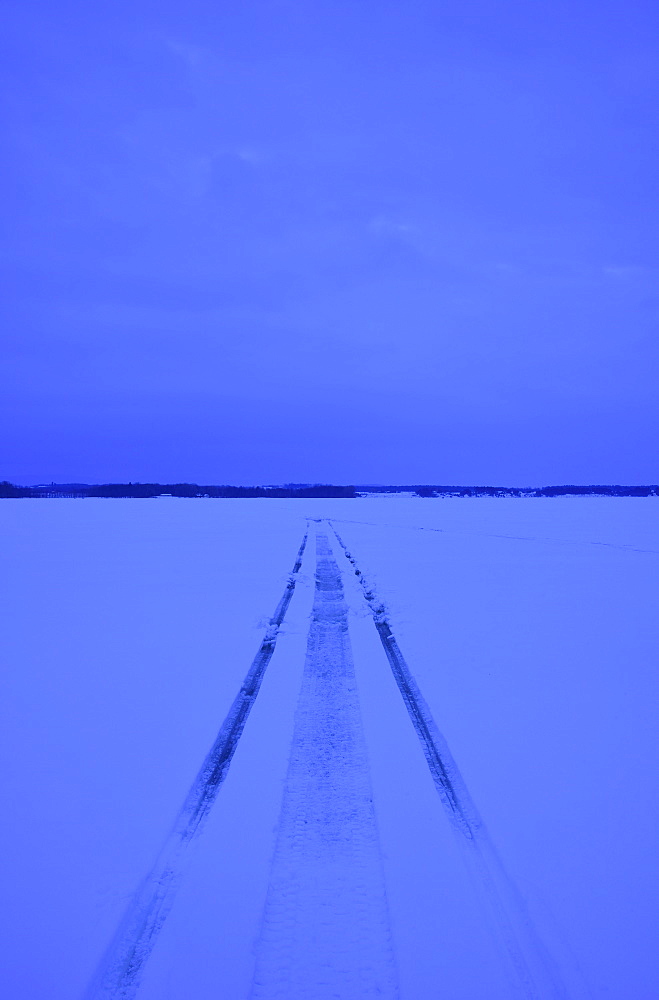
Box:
(1, 497, 657, 999)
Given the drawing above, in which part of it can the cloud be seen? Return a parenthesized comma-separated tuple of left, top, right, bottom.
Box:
(161, 37, 206, 70)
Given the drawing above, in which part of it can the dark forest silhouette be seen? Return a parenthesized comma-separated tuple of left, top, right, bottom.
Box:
(1, 481, 657, 499)
(0, 481, 357, 499)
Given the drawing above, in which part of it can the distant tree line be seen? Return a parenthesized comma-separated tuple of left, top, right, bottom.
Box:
(0, 481, 357, 499)
(2, 481, 657, 499)
(412, 485, 658, 497)
(530, 485, 658, 497)
(0, 481, 34, 497)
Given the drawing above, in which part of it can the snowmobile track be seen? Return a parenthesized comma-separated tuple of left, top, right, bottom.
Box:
(84, 530, 309, 1000)
(329, 521, 568, 1000)
(329, 523, 479, 839)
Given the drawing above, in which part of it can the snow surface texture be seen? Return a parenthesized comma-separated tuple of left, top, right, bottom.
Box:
(1, 498, 657, 999)
(251, 532, 398, 999)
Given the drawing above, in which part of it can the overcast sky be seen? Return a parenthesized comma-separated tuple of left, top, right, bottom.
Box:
(2, 0, 658, 485)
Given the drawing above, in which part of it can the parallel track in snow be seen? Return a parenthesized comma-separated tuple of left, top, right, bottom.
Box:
(86, 520, 572, 1000)
(329, 523, 479, 840)
(84, 530, 308, 1000)
(329, 521, 567, 1000)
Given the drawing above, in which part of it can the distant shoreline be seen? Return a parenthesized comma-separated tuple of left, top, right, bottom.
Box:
(1, 482, 657, 499)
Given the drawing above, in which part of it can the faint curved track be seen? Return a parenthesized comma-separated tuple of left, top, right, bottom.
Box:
(329, 515, 659, 555)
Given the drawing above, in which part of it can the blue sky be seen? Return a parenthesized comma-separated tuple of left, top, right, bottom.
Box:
(2, 0, 658, 484)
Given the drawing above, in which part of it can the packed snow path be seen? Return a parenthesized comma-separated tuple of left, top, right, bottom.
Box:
(251, 532, 398, 999)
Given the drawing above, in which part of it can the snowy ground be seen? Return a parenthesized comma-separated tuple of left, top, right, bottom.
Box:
(1, 497, 657, 999)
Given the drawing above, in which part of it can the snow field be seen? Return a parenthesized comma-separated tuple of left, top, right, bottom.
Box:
(1, 497, 657, 999)
(0, 500, 307, 998)
(329, 498, 658, 999)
